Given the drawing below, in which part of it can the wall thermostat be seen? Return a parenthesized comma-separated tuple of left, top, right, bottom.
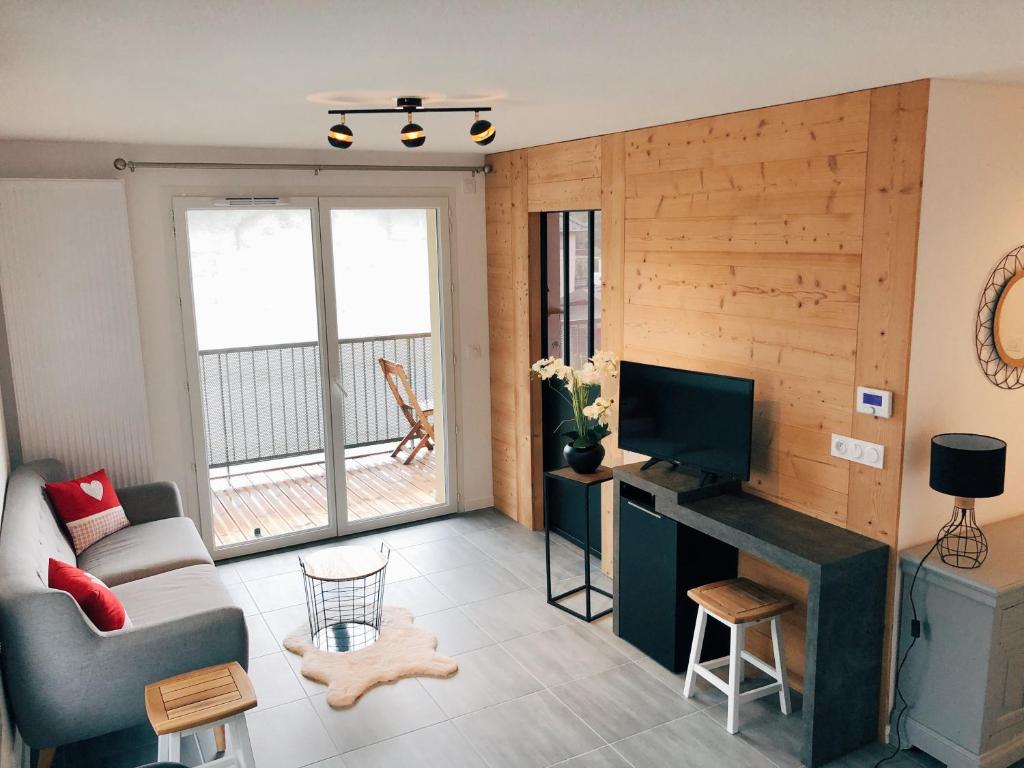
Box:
(856, 386, 893, 418)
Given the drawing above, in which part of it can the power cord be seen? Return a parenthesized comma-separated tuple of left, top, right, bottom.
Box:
(873, 539, 940, 768)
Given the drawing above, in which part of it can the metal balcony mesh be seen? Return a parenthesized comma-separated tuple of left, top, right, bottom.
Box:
(199, 333, 433, 469)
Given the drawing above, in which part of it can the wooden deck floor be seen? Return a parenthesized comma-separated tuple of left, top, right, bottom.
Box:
(210, 452, 439, 547)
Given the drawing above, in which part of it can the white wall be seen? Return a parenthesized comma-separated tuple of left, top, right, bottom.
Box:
(0, 139, 494, 527)
(900, 80, 1024, 546)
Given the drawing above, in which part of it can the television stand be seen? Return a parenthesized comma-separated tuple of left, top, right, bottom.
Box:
(636, 461, 740, 504)
(612, 461, 889, 767)
(637, 459, 724, 489)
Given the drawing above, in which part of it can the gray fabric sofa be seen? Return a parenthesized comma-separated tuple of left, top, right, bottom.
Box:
(0, 460, 247, 751)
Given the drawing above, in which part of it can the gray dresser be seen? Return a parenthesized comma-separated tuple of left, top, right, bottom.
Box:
(899, 515, 1024, 768)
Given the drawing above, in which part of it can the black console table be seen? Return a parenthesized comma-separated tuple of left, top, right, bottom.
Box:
(543, 465, 614, 622)
(612, 462, 889, 768)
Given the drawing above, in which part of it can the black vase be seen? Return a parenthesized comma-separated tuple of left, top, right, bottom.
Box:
(564, 442, 605, 474)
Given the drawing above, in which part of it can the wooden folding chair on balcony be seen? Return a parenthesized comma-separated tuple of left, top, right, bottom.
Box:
(378, 357, 434, 465)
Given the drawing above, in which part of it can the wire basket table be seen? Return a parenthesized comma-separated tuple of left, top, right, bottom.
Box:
(299, 544, 390, 653)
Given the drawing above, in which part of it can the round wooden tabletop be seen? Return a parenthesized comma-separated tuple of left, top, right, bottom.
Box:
(300, 545, 388, 581)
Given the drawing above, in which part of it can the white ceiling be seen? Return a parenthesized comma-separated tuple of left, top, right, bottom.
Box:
(3, 0, 1024, 155)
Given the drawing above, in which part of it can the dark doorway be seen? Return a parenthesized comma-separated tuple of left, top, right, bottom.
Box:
(540, 210, 602, 554)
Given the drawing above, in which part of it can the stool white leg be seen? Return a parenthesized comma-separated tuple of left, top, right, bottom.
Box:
(228, 713, 256, 768)
(726, 622, 744, 734)
(770, 615, 792, 715)
(682, 606, 707, 698)
(157, 734, 169, 762)
(162, 732, 181, 763)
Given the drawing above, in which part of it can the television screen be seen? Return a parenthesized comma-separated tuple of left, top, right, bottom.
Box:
(618, 361, 754, 480)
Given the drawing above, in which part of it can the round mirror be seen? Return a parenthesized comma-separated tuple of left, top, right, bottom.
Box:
(995, 272, 1024, 366)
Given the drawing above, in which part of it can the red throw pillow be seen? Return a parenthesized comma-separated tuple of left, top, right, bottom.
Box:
(45, 468, 129, 554)
(48, 558, 130, 631)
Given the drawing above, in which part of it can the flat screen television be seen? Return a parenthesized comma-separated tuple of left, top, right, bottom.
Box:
(618, 361, 754, 481)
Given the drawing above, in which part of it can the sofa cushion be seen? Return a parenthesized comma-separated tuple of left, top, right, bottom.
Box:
(48, 558, 130, 631)
(77, 517, 212, 587)
(111, 563, 236, 629)
(45, 468, 129, 554)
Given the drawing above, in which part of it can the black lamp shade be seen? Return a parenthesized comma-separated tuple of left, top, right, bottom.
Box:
(471, 119, 495, 145)
(327, 123, 353, 148)
(929, 433, 1006, 499)
(400, 122, 426, 148)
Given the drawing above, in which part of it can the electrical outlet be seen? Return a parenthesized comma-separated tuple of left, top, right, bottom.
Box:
(831, 433, 885, 469)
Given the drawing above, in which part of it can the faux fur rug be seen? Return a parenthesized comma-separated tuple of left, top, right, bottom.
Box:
(283, 606, 458, 708)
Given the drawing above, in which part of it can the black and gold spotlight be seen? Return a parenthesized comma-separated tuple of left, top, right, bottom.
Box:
(325, 97, 492, 148)
(470, 111, 495, 146)
(400, 114, 426, 148)
(327, 116, 354, 149)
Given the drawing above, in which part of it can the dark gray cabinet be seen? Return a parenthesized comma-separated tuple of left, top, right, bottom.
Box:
(615, 481, 735, 672)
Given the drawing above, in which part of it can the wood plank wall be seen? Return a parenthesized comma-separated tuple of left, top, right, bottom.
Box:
(485, 82, 928, 710)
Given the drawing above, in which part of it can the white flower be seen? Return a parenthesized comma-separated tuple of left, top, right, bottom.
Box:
(590, 350, 619, 377)
(531, 357, 564, 381)
(582, 396, 615, 425)
(575, 362, 601, 386)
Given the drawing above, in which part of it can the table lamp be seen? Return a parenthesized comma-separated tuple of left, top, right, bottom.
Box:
(930, 433, 1007, 569)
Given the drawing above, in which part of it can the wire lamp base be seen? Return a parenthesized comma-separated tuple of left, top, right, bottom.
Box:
(937, 503, 988, 569)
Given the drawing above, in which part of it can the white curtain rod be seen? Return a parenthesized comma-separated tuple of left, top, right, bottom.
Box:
(112, 157, 492, 174)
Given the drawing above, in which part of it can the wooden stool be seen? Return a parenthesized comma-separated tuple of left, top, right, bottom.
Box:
(683, 578, 793, 734)
(145, 661, 257, 768)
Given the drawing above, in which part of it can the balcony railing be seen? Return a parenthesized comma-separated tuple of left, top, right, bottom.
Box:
(198, 333, 433, 469)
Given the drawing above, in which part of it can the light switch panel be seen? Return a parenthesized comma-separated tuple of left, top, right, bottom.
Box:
(831, 433, 885, 469)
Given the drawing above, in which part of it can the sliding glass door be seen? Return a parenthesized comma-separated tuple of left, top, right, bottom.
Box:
(174, 196, 456, 558)
(318, 200, 454, 531)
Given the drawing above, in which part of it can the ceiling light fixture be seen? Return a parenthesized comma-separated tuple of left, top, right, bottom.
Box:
(326, 96, 495, 149)
(470, 111, 495, 146)
(401, 113, 426, 148)
(327, 115, 354, 149)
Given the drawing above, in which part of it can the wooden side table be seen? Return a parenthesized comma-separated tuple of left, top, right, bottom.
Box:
(145, 661, 257, 768)
(543, 465, 614, 622)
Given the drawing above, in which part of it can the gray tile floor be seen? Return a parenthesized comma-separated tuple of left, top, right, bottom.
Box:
(56, 508, 944, 768)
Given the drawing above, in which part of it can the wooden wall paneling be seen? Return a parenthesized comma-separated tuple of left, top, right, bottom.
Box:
(485, 85, 927, 739)
(485, 161, 515, 518)
(624, 154, 868, 219)
(527, 137, 602, 212)
(621, 92, 873, 693)
(848, 80, 928, 545)
(508, 150, 540, 529)
(485, 150, 532, 524)
(599, 133, 625, 576)
(624, 213, 863, 255)
(740, 553, 810, 693)
(848, 79, 930, 736)
(525, 213, 544, 529)
(624, 91, 871, 175)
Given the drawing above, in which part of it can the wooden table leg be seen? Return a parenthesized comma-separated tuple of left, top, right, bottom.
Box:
(36, 748, 55, 768)
(214, 724, 226, 753)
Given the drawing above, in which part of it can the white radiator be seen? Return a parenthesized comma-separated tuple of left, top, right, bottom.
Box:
(0, 179, 152, 486)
